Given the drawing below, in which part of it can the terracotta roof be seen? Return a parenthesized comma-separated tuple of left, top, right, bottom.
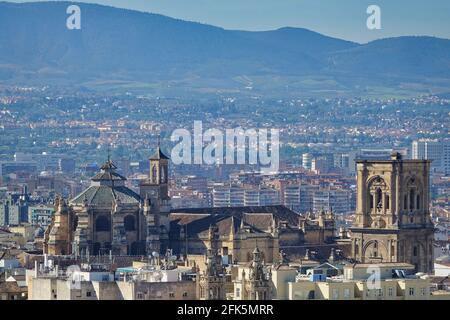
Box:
(0, 281, 27, 294)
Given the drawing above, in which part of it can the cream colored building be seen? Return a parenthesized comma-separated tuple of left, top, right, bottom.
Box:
(287, 263, 450, 300)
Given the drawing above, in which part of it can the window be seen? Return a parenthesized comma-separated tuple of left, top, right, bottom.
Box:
(409, 288, 415, 296)
(169, 292, 175, 298)
(86, 291, 92, 297)
(416, 194, 420, 210)
(413, 246, 418, 257)
(236, 288, 240, 298)
(376, 289, 383, 297)
(137, 293, 144, 299)
(421, 288, 426, 296)
(385, 195, 390, 210)
(343, 288, 350, 299)
(376, 188, 382, 209)
(388, 287, 394, 297)
(332, 289, 339, 299)
(95, 215, 110, 232)
(409, 189, 415, 210)
(182, 292, 188, 297)
(124, 215, 135, 231)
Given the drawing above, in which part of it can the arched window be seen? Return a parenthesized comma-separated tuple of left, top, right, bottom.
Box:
(385, 195, 390, 210)
(409, 189, 415, 210)
(124, 215, 136, 231)
(151, 164, 157, 183)
(95, 215, 110, 232)
(404, 195, 408, 210)
(416, 194, 420, 210)
(413, 246, 418, 257)
(373, 242, 378, 257)
(160, 165, 166, 183)
(376, 188, 382, 209)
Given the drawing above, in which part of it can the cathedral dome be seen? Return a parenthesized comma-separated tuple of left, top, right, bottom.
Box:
(70, 159, 140, 207)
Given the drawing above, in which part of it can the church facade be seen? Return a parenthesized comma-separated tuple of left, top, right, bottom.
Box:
(350, 152, 434, 273)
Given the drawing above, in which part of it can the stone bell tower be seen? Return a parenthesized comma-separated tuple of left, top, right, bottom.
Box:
(350, 152, 434, 273)
(139, 143, 171, 253)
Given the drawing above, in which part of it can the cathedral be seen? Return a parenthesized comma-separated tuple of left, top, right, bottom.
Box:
(350, 152, 434, 273)
(44, 147, 170, 256)
(44, 148, 435, 276)
(44, 144, 335, 259)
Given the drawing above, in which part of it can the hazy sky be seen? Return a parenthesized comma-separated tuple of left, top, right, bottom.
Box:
(10, 0, 450, 43)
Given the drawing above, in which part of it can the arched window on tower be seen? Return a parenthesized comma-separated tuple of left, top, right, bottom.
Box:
(373, 241, 378, 257)
(416, 194, 420, 210)
(385, 194, 390, 210)
(160, 165, 165, 183)
(376, 188, 382, 209)
(151, 164, 157, 183)
(410, 189, 415, 210)
(404, 195, 408, 210)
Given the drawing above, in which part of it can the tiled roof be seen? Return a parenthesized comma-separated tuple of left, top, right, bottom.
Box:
(0, 281, 27, 294)
(169, 205, 300, 238)
(171, 205, 300, 224)
(71, 185, 140, 206)
(91, 171, 126, 181)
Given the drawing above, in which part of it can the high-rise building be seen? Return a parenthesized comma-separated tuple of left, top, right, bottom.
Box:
(312, 189, 351, 214)
(58, 158, 76, 175)
(412, 139, 450, 175)
(302, 153, 313, 170)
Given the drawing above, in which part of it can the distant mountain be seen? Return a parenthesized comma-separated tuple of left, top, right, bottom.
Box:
(0, 1, 449, 96)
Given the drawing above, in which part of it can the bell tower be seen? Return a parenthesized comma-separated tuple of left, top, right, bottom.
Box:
(139, 142, 171, 253)
(350, 152, 434, 273)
